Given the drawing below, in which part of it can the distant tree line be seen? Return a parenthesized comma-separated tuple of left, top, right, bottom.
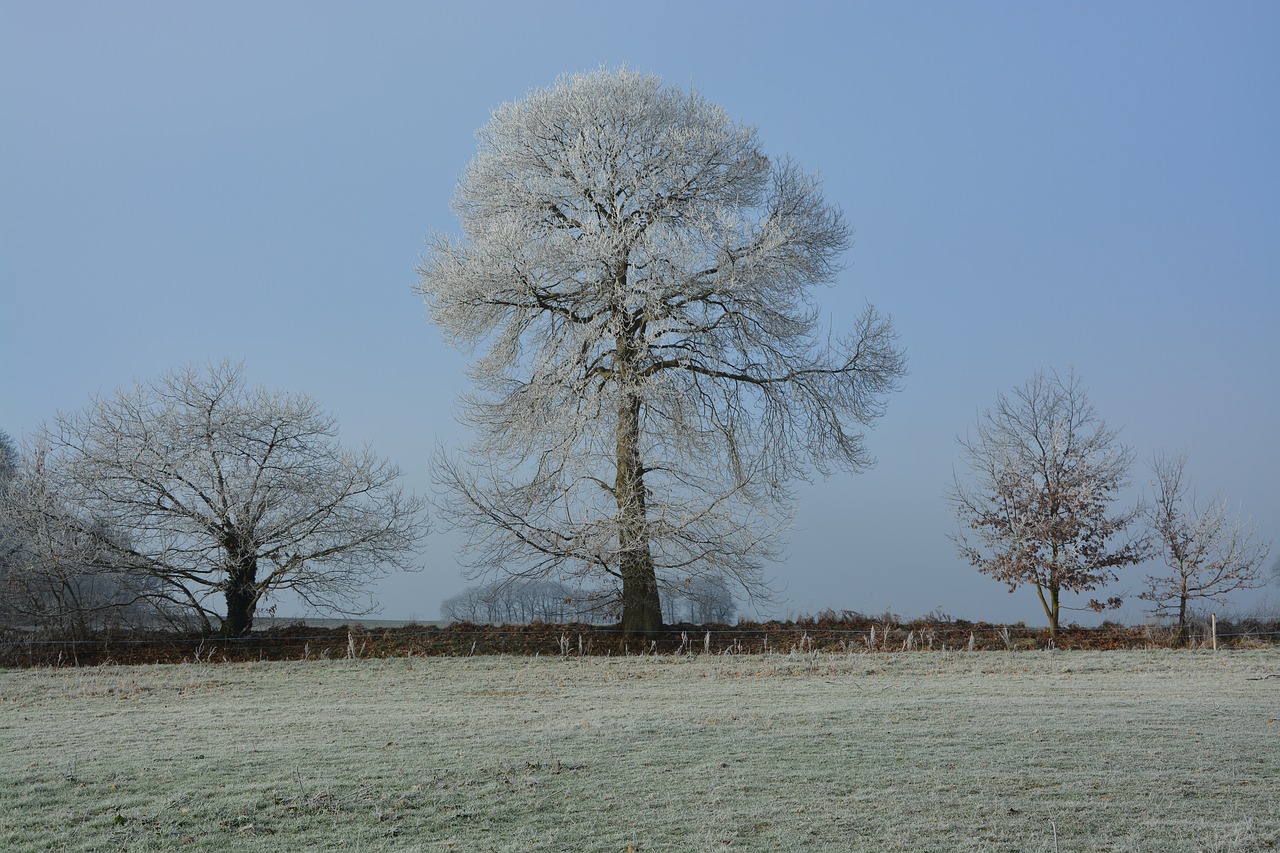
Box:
(441, 576, 736, 626)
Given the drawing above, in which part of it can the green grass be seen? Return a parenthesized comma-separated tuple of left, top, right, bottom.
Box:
(2, 650, 1277, 851)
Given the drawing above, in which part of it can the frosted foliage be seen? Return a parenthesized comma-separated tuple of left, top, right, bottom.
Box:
(418, 69, 904, 617)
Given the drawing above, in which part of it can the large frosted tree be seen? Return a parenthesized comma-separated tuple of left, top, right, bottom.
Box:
(417, 69, 905, 634)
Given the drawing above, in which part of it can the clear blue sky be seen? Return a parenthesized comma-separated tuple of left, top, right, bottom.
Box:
(3, 1, 1277, 624)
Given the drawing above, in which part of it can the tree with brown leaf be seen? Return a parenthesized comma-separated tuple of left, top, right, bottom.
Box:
(949, 369, 1148, 635)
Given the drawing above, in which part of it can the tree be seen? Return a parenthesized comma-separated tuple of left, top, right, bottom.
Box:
(417, 68, 905, 635)
(666, 575, 737, 625)
(1, 434, 169, 636)
(20, 362, 427, 636)
(0, 429, 16, 481)
(948, 369, 1148, 635)
(0, 429, 22, 627)
(1141, 451, 1271, 644)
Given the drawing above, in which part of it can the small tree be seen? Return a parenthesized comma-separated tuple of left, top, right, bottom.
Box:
(949, 369, 1148, 635)
(1142, 451, 1271, 644)
(20, 362, 428, 635)
(418, 68, 905, 635)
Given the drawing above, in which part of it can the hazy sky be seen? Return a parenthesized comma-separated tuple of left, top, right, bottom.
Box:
(3, 1, 1277, 624)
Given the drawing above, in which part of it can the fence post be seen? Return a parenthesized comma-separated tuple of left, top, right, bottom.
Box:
(1211, 613, 1217, 651)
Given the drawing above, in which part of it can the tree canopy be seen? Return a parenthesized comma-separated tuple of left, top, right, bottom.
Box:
(418, 68, 905, 634)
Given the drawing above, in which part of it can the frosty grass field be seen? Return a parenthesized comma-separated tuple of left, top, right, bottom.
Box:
(1, 650, 1277, 852)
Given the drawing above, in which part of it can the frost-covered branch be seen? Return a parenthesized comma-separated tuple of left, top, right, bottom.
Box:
(1141, 451, 1270, 643)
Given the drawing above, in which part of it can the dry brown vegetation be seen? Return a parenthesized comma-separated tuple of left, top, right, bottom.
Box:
(4, 611, 1276, 668)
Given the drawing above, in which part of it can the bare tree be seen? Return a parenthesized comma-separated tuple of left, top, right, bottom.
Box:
(20, 362, 427, 636)
(949, 369, 1148, 635)
(417, 68, 905, 635)
(1142, 451, 1271, 644)
(1, 437, 174, 636)
(0, 429, 24, 628)
(0, 430, 16, 481)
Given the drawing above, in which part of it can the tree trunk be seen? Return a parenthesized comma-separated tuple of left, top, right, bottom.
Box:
(1035, 583, 1060, 638)
(1041, 545, 1061, 639)
(221, 556, 258, 637)
(1050, 586, 1060, 637)
(615, 392, 662, 636)
(1175, 590, 1190, 648)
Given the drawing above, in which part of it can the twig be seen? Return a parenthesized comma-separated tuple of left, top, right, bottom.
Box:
(1245, 674, 1280, 681)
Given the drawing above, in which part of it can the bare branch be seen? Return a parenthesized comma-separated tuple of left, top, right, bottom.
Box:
(1140, 450, 1270, 641)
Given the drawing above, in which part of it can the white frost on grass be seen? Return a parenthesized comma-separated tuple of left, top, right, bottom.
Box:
(1, 651, 1277, 851)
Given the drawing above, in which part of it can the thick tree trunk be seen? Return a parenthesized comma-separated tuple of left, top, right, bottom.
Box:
(221, 554, 258, 637)
(615, 392, 662, 636)
(620, 560, 662, 635)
